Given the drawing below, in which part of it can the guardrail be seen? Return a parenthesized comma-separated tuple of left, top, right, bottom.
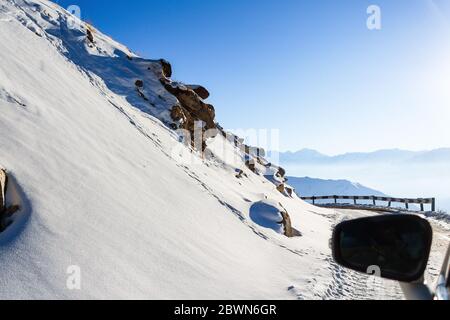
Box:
(300, 195, 436, 212)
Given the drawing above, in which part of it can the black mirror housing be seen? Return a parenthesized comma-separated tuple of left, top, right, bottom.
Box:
(332, 214, 433, 283)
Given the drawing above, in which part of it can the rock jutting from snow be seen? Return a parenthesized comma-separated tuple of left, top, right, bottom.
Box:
(158, 62, 217, 150)
(249, 200, 301, 238)
(86, 28, 94, 44)
(159, 59, 172, 78)
(186, 85, 210, 100)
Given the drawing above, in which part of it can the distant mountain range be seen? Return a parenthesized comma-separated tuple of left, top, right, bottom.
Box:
(273, 148, 450, 165)
(287, 177, 386, 198)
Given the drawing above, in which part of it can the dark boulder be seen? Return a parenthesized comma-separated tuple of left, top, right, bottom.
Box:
(280, 211, 301, 238)
(160, 59, 172, 78)
(245, 159, 257, 173)
(277, 167, 286, 178)
(162, 79, 216, 131)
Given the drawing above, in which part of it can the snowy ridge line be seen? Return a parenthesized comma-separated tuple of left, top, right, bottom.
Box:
(301, 195, 435, 204)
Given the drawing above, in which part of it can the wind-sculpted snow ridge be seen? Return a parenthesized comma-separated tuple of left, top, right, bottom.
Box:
(0, 0, 418, 299)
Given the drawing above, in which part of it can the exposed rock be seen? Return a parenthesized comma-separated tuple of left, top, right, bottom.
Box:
(162, 80, 215, 129)
(245, 159, 257, 173)
(161, 77, 218, 151)
(235, 169, 247, 179)
(135, 80, 144, 88)
(0, 169, 6, 210)
(137, 89, 149, 101)
(276, 167, 286, 178)
(86, 28, 94, 43)
(242, 145, 266, 158)
(286, 187, 294, 197)
(280, 210, 301, 238)
(160, 59, 172, 78)
(0, 169, 20, 233)
(276, 184, 286, 194)
(170, 105, 185, 122)
(187, 85, 210, 100)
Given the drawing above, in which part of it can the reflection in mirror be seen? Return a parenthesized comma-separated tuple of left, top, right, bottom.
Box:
(333, 215, 432, 283)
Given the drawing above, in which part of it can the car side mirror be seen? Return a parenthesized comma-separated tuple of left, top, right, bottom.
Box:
(332, 214, 433, 283)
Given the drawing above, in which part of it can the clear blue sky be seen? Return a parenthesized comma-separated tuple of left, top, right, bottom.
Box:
(53, 0, 450, 155)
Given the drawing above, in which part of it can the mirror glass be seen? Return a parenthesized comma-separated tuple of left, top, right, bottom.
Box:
(333, 215, 432, 282)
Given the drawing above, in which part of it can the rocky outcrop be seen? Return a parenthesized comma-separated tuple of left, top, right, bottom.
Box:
(187, 85, 210, 100)
(135, 80, 144, 88)
(235, 169, 247, 179)
(245, 159, 257, 173)
(0, 169, 19, 232)
(162, 81, 216, 130)
(278, 203, 302, 238)
(159, 59, 172, 78)
(86, 28, 94, 44)
(280, 211, 301, 238)
(276, 184, 286, 194)
(0, 169, 5, 210)
(155, 60, 295, 199)
(276, 167, 286, 179)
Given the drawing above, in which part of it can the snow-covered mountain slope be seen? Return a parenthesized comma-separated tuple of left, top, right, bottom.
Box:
(276, 148, 450, 165)
(0, 0, 342, 299)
